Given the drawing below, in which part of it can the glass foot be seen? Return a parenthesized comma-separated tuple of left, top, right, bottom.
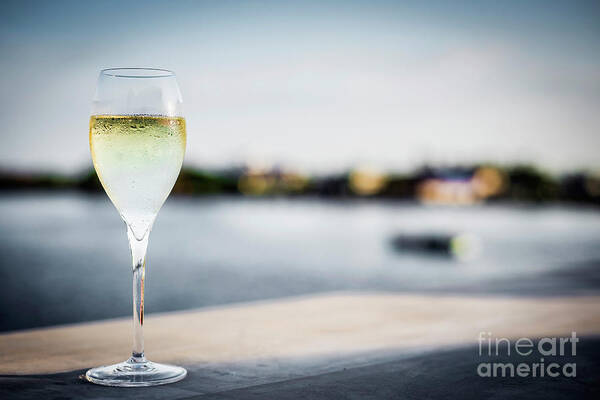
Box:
(85, 357, 187, 387)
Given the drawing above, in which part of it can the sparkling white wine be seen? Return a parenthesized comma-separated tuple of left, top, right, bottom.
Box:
(90, 115, 186, 237)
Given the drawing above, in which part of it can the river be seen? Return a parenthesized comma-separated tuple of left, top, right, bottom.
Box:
(1, 192, 599, 331)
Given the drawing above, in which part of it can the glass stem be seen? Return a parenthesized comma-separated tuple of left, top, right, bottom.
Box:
(127, 224, 149, 363)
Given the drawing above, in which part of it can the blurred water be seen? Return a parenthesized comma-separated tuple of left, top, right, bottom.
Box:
(1, 192, 600, 331)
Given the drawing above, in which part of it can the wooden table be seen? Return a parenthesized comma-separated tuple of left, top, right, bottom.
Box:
(1, 292, 600, 399)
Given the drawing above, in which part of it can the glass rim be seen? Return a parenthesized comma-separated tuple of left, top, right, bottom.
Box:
(100, 68, 175, 78)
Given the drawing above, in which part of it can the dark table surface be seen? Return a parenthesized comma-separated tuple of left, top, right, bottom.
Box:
(2, 339, 599, 400)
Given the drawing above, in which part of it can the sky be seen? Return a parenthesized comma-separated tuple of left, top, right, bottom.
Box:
(1, 0, 599, 174)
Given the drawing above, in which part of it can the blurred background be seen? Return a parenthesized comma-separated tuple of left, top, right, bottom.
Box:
(1, 0, 600, 332)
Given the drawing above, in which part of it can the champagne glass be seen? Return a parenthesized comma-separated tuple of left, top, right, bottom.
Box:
(86, 68, 187, 386)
